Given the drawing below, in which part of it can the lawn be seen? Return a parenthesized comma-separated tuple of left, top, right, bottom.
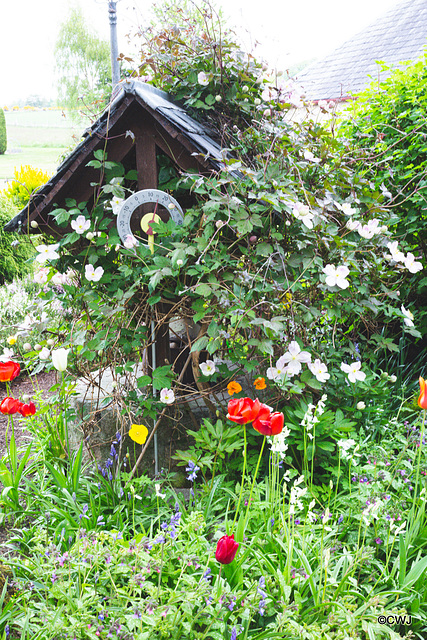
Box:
(0, 147, 66, 182)
(0, 109, 89, 182)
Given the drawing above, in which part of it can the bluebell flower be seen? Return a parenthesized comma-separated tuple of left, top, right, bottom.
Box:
(257, 576, 267, 616)
(230, 626, 238, 640)
(186, 460, 200, 482)
(337, 515, 344, 524)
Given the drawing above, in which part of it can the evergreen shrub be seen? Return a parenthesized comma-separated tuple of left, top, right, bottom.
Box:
(3, 164, 51, 209)
(0, 196, 36, 284)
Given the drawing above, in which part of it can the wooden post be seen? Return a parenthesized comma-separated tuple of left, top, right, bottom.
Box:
(134, 129, 171, 372)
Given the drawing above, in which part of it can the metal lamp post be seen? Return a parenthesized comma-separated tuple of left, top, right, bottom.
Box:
(108, 1, 120, 88)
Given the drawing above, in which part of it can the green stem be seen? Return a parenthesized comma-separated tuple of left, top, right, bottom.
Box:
(157, 542, 165, 602)
(243, 435, 266, 532)
(410, 408, 426, 524)
(232, 424, 247, 530)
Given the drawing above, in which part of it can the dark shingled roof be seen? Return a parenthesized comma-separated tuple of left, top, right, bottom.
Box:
(296, 0, 427, 101)
(4, 80, 228, 234)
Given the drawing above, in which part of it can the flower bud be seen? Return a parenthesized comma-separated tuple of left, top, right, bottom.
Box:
(215, 534, 239, 564)
(86, 232, 95, 241)
(23, 343, 32, 351)
(30, 220, 39, 228)
(356, 401, 366, 410)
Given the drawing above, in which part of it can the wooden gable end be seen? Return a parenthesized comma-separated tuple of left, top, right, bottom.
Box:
(5, 87, 219, 236)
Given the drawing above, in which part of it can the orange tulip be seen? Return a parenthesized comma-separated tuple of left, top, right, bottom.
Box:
(418, 377, 427, 409)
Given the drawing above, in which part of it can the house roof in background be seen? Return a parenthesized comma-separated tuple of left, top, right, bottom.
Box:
(296, 0, 427, 101)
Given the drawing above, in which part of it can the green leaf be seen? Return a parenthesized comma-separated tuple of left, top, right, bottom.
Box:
(256, 242, 273, 256)
(148, 294, 161, 306)
(195, 283, 212, 297)
(137, 375, 152, 388)
(191, 336, 209, 352)
(53, 208, 71, 225)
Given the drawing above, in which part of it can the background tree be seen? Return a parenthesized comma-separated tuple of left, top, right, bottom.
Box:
(0, 108, 7, 155)
(55, 6, 111, 117)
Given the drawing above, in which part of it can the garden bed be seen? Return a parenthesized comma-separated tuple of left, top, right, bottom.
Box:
(0, 371, 56, 457)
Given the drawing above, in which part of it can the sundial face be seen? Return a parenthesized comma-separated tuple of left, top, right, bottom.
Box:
(117, 189, 184, 249)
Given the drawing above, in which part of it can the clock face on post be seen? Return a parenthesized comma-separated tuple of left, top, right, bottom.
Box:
(117, 189, 184, 248)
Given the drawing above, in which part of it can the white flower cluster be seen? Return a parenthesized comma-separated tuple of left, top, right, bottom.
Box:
(386, 241, 422, 274)
(289, 475, 307, 515)
(346, 217, 386, 239)
(301, 395, 327, 441)
(267, 342, 330, 384)
(337, 438, 359, 461)
(267, 341, 311, 380)
(362, 499, 383, 526)
(268, 425, 291, 459)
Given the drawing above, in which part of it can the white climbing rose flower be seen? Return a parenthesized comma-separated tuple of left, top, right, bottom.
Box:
(340, 361, 366, 383)
(160, 388, 175, 404)
(199, 360, 216, 376)
(322, 264, 350, 289)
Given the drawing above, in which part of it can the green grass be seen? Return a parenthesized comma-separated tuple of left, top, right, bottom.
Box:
(0, 148, 66, 182)
(0, 109, 90, 182)
(5, 110, 86, 149)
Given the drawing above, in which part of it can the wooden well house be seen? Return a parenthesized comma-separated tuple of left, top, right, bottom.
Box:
(5, 80, 229, 390)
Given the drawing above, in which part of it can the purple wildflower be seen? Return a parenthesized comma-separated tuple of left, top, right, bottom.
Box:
(186, 460, 200, 482)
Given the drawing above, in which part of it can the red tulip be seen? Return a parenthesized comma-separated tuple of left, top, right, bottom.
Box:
(418, 377, 427, 409)
(227, 397, 261, 425)
(0, 361, 20, 382)
(253, 405, 285, 436)
(19, 402, 36, 417)
(215, 534, 239, 564)
(0, 397, 22, 415)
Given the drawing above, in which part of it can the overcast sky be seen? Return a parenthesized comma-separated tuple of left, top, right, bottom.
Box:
(2, 0, 401, 104)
